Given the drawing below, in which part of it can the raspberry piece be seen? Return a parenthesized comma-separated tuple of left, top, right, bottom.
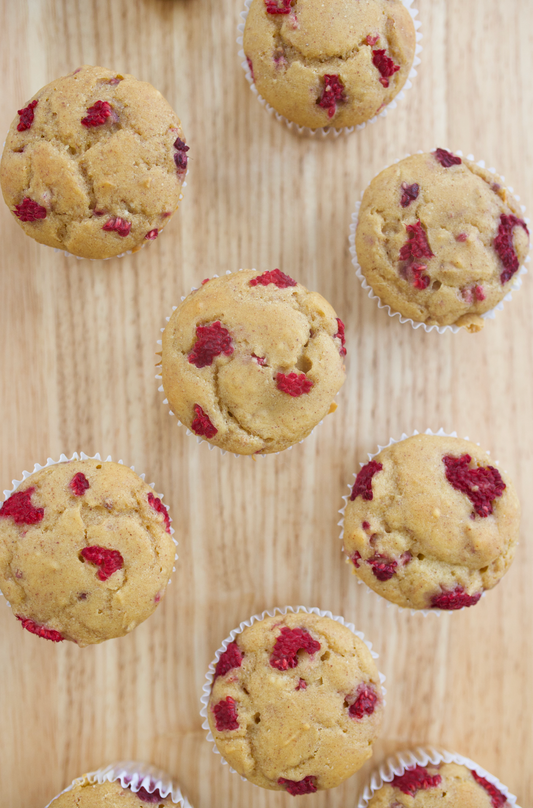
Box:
(366, 34, 380, 46)
(350, 460, 383, 502)
(14, 198, 47, 222)
(434, 148, 462, 168)
(372, 49, 400, 88)
(348, 683, 378, 719)
(411, 263, 430, 289)
(399, 222, 435, 262)
(391, 766, 442, 796)
(276, 372, 313, 396)
(367, 554, 398, 581)
(174, 137, 189, 171)
(270, 627, 321, 670)
(246, 56, 255, 80)
(431, 586, 482, 610)
(351, 551, 362, 568)
(102, 217, 131, 237)
(69, 472, 90, 496)
(0, 487, 44, 525)
(81, 100, 113, 127)
(16, 616, 63, 642)
(456, 233, 468, 242)
(362, 521, 370, 530)
(188, 321, 234, 368)
(81, 546, 124, 581)
(471, 771, 507, 808)
(443, 454, 505, 517)
(317, 74, 345, 119)
(278, 777, 317, 796)
(494, 214, 530, 284)
(265, 0, 291, 13)
(213, 696, 239, 731)
(214, 641, 243, 681)
(400, 182, 420, 208)
(474, 285, 486, 301)
(145, 229, 159, 240)
(249, 268, 297, 288)
(296, 678, 307, 690)
(133, 785, 165, 803)
(252, 354, 266, 366)
(147, 492, 171, 533)
(17, 99, 38, 131)
(334, 318, 347, 356)
(191, 404, 218, 438)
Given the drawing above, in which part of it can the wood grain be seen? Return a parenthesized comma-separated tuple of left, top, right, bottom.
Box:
(0, 0, 532, 806)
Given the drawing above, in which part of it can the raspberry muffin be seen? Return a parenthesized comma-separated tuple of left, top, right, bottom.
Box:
(355, 150, 530, 331)
(0, 458, 176, 646)
(242, 0, 417, 130)
(342, 434, 520, 611)
(206, 610, 384, 794)
(0, 65, 188, 259)
(160, 269, 347, 455)
(48, 779, 175, 807)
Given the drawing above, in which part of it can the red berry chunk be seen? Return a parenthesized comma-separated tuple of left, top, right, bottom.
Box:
(81, 100, 113, 127)
(270, 627, 321, 670)
(366, 34, 380, 46)
(471, 770, 507, 808)
(17, 100, 38, 132)
(276, 372, 313, 396)
(372, 49, 400, 88)
(246, 56, 255, 80)
(278, 776, 317, 796)
(69, 472, 90, 496)
(133, 785, 165, 803)
(431, 586, 482, 611)
(350, 460, 383, 502)
(250, 268, 297, 288)
(351, 551, 362, 568)
(265, 0, 291, 13)
(17, 615, 63, 642)
(400, 182, 420, 208)
(102, 217, 131, 237)
(367, 554, 398, 582)
(0, 487, 44, 525)
(191, 404, 218, 439)
(14, 198, 47, 222)
(188, 322, 234, 368)
(214, 641, 244, 681)
(391, 766, 442, 796)
(399, 221, 435, 262)
(474, 285, 486, 301)
(334, 318, 347, 357)
(145, 229, 159, 240)
(349, 683, 378, 719)
(213, 696, 239, 731)
(147, 492, 171, 533)
(443, 454, 505, 517)
(411, 263, 430, 289)
(174, 137, 189, 171)
(252, 354, 266, 366)
(296, 678, 307, 690)
(317, 74, 345, 119)
(81, 546, 124, 581)
(494, 214, 529, 284)
(434, 148, 462, 168)
(456, 233, 468, 242)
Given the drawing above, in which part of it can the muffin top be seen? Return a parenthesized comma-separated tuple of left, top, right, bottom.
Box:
(0, 65, 188, 259)
(161, 269, 346, 455)
(49, 779, 174, 807)
(367, 761, 510, 807)
(343, 434, 520, 611)
(242, 0, 416, 129)
(207, 612, 383, 793)
(355, 151, 530, 331)
(0, 459, 176, 646)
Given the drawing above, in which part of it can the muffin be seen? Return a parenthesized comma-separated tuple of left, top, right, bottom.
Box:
(205, 610, 384, 794)
(242, 0, 417, 130)
(354, 150, 530, 331)
(342, 434, 520, 611)
(0, 65, 188, 259)
(160, 269, 347, 455)
(0, 458, 176, 646)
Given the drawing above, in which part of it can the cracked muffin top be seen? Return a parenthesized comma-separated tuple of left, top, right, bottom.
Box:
(342, 434, 520, 611)
(366, 760, 510, 807)
(0, 459, 176, 646)
(49, 779, 174, 807)
(242, 0, 416, 129)
(355, 150, 530, 331)
(0, 65, 188, 259)
(207, 612, 383, 793)
(160, 269, 347, 455)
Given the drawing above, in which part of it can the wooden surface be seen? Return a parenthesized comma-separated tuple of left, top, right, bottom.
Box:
(0, 1, 532, 806)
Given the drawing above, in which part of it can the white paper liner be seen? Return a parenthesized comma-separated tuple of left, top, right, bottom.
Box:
(237, 0, 423, 137)
(357, 746, 520, 808)
(44, 760, 192, 807)
(338, 427, 512, 615)
(199, 604, 386, 782)
(349, 149, 531, 332)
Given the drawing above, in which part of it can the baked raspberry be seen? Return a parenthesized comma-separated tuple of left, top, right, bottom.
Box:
(334, 318, 347, 356)
(431, 586, 482, 610)
(351, 551, 362, 568)
(69, 472, 90, 496)
(362, 521, 370, 530)
(434, 148, 462, 168)
(0, 487, 44, 525)
(494, 214, 529, 284)
(350, 460, 383, 501)
(456, 233, 468, 242)
(252, 354, 266, 366)
(246, 56, 255, 80)
(17, 616, 63, 642)
(270, 627, 321, 670)
(14, 198, 47, 222)
(81, 546, 124, 581)
(443, 454, 506, 517)
(102, 217, 131, 237)
(133, 785, 165, 803)
(17, 99, 38, 131)
(188, 321, 234, 368)
(399, 222, 435, 262)
(410, 263, 430, 289)
(474, 285, 486, 301)
(265, 0, 292, 13)
(317, 74, 345, 119)
(174, 136, 189, 171)
(366, 34, 380, 46)
(367, 554, 398, 581)
(276, 372, 313, 396)
(81, 100, 113, 127)
(145, 229, 159, 240)
(348, 683, 378, 719)
(191, 404, 218, 439)
(391, 765, 442, 796)
(147, 492, 171, 533)
(278, 776, 317, 796)
(249, 268, 297, 288)
(214, 641, 244, 681)
(213, 696, 239, 731)
(471, 770, 507, 808)
(400, 182, 420, 208)
(296, 678, 307, 690)
(372, 49, 400, 88)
